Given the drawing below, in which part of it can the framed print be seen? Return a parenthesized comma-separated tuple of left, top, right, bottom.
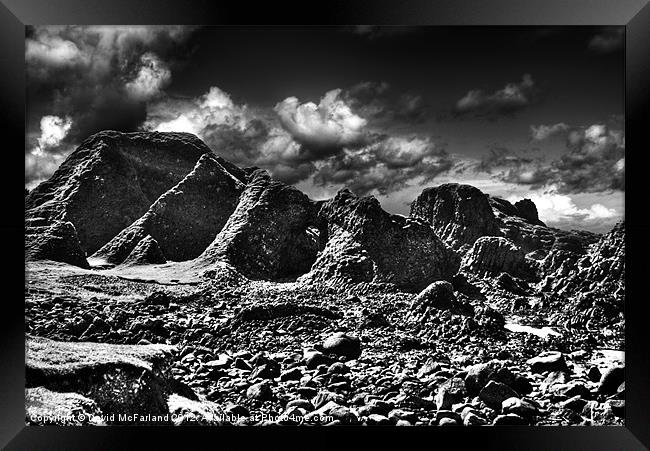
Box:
(2, 0, 649, 449)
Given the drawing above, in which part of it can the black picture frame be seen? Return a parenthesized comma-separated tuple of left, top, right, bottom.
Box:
(2, 1, 649, 449)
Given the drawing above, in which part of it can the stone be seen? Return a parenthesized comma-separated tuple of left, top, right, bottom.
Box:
(586, 366, 602, 383)
(411, 281, 456, 314)
(246, 381, 273, 401)
(322, 332, 362, 359)
(493, 413, 528, 425)
(409, 183, 502, 250)
(435, 377, 467, 410)
(501, 397, 538, 418)
(464, 360, 515, 396)
(598, 366, 625, 395)
(304, 350, 333, 370)
(479, 381, 519, 411)
(527, 352, 569, 374)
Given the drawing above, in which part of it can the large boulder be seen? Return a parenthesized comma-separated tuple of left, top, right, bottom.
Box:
(26, 386, 105, 425)
(25, 131, 245, 256)
(26, 335, 192, 424)
(196, 170, 320, 280)
(25, 218, 90, 268)
(93, 153, 244, 264)
(300, 189, 459, 291)
(460, 236, 527, 278)
(410, 183, 502, 250)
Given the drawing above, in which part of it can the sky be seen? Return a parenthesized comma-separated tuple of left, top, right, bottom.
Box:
(25, 26, 625, 233)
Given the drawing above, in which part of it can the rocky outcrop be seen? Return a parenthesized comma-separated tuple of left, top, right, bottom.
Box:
(546, 222, 624, 327)
(196, 170, 320, 280)
(410, 183, 502, 250)
(26, 335, 195, 424)
(301, 189, 459, 291)
(25, 131, 246, 257)
(461, 237, 527, 278)
(25, 218, 89, 268)
(93, 153, 245, 264)
(121, 235, 167, 266)
(26, 386, 105, 425)
(514, 199, 545, 227)
(489, 197, 598, 259)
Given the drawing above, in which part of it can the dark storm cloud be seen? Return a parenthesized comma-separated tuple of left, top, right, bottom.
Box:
(314, 135, 454, 196)
(588, 27, 624, 54)
(25, 26, 197, 144)
(452, 74, 539, 120)
(481, 123, 625, 194)
(342, 81, 430, 123)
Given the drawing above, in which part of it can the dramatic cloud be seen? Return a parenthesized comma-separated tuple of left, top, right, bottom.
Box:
(342, 81, 429, 123)
(314, 135, 453, 196)
(508, 190, 618, 233)
(453, 74, 538, 119)
(26, 115, 74, 187)
(26, 26, 197, 141)
(274, 89, 370, 160)
(125, 52, 172, 100)
(552, 124, 625, 193)
(480, 123, 625, 194)
(25, 26, 198, 186)
(588, 28, 624, 54)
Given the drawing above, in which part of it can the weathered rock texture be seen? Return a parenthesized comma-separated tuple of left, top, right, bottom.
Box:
(25, 218, 89, 268)
(489, 197, 598, 258)
(301, 189, 459, 291)
(461, 237, 527, 278)
(93, 153, 244, 264)
(25, 131, 245, 258)
(410, 183, 502, 250)
(196, 170, 320, 280)
(121, 235, 167, 266)
(547, 222, 625, 327)
(26, 335, 192, 424)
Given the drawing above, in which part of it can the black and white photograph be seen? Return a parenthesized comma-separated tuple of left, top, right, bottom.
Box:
(24, 25, 626, 427)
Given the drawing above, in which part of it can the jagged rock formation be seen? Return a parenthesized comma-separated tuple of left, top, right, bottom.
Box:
(196, 170, 320, 280)
(514, 199, 545, 227)
(461, 237, 527, 278)
(25, 131, 245, 257)
(410, 183, 502, 250)
(93, 153, 245, 264)
(546, 222, 625, 327)
(121, 235, 167, 266)
(300, 189, 459, 291)
(25, 218, 89, 268)
(489, 197, 598, 258)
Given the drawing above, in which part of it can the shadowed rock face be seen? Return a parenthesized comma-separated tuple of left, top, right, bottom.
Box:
(410, 183, 502, 251)
(301, 189, 459, 291)
(25, 218, 89, 268)
(121, 235, 167, 266)
(196, 170, 320, 280)
(93, 153, 245, 264)
(25, 131, 245, 256)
